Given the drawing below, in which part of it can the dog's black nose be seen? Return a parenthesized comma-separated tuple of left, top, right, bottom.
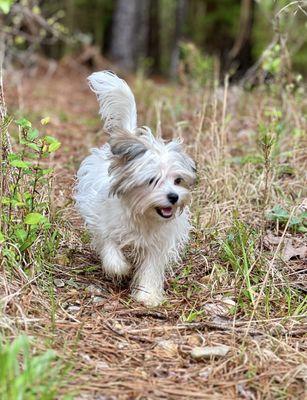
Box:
(167, 192, 179, 204)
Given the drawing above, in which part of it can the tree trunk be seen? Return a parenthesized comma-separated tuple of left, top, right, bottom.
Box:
(170, 0, 187, 79)
(109, 0, 139, 71)
(135, 0, 150, 68)
(227, 0, 255, 80)
(147, 0, 161, 74)
(109, 0, 151, 72)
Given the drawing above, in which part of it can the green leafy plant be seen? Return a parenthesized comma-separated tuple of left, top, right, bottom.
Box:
(0, 116, 61, 268)
(0, 335, 70, 400)
(262, 44, 282, 75)
(181, 308, 205, 323)
(179, 42, 215, 86)
(266, 205, 307, 233)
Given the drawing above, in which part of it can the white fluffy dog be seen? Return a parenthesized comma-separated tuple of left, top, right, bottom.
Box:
(75, 71, 196, 306)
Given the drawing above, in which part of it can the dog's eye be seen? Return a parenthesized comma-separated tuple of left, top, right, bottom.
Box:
(149, 177, 155, 185)
(174, 177, 183, 185)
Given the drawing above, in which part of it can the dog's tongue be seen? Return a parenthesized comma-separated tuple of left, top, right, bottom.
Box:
(161, 207, 173, 217)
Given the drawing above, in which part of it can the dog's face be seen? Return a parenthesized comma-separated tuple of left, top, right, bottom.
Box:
(108, 128, 196, 221)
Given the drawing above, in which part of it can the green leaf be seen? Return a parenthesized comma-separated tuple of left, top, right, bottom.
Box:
(42, 222, 52, 229)
(44, 135, 57, 144)
(27, 128, 39, 140)
(24, 213, 45, 225)
(24, 192, 32, 200)
(267, 205, 289, 222)
(289, 216, 301, 227)
(10, 159, 30, 169)
(0, 230, 5, 243)
(300, 211, 307, 220)
(15, 118, 32, 129)
(26, 142, 40, 151)
(41, 168, 53, 175)
(7, 153, 20, 161)
(48, 141, 61, 152)
(19, 235, 37, 251)
(27, 152, 39, 160)
(15, 229, 27, 243)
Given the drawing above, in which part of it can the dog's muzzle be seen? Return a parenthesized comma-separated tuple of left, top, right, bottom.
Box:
(155, 206, 173, 219)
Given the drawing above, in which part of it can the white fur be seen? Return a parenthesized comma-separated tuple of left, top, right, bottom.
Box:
(76, 71, 195, 306)
(88, 71, 137, 133)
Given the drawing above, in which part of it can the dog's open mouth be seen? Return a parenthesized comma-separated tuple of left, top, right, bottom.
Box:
(155, 207, 173, 219)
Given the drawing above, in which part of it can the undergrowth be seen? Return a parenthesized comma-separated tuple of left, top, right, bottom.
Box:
(0, 113, 68, 396)
(0, 335, 70, 400)
(0, 116, 61, 269)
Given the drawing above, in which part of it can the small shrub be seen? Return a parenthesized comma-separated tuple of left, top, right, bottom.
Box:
(0, 116, 61, 269)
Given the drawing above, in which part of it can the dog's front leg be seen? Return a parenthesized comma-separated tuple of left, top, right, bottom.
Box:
(100, 240, 130, 278)
(131, 254, 167, 307)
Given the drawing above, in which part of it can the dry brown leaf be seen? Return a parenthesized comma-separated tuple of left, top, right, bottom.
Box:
(263, 232, 283, 247)
(283, 240, 307, 261)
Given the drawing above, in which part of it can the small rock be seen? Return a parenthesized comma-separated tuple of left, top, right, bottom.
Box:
(155, 340, 178, 356)
(191, 345, 230, 360)
(92, 296, 104, 303)
(199, 367, 212, 379)
(117, 342, 128, 350)
(67, 305, 81, 314)
(221, 297, 236, 307)
(54, 278, 65, 288)
(95, 361, 109, 371)
(86, 284, 106, 295)
(80, 353, 91, 363)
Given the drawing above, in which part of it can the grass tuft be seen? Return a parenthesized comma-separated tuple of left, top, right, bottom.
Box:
(0, 335, 70, 400)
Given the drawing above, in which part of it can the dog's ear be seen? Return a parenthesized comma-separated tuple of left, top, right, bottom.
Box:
(167, 140, 197, 175)
(109, 129, 148, 162)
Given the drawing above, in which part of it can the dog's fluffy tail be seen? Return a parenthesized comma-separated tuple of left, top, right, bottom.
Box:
(88, 71, 137, 133)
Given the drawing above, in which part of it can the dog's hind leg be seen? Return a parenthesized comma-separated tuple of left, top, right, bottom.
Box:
(100, 240, 131, 278)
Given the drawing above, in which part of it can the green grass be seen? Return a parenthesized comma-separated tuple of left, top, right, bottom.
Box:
(0, 335, 70, 400)
(221, 219, 257, 307)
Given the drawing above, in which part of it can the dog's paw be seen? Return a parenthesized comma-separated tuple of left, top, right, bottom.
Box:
(103, 258, 131, 278)
(132, 289, 164, 307)
(101, 244, 131, 278)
